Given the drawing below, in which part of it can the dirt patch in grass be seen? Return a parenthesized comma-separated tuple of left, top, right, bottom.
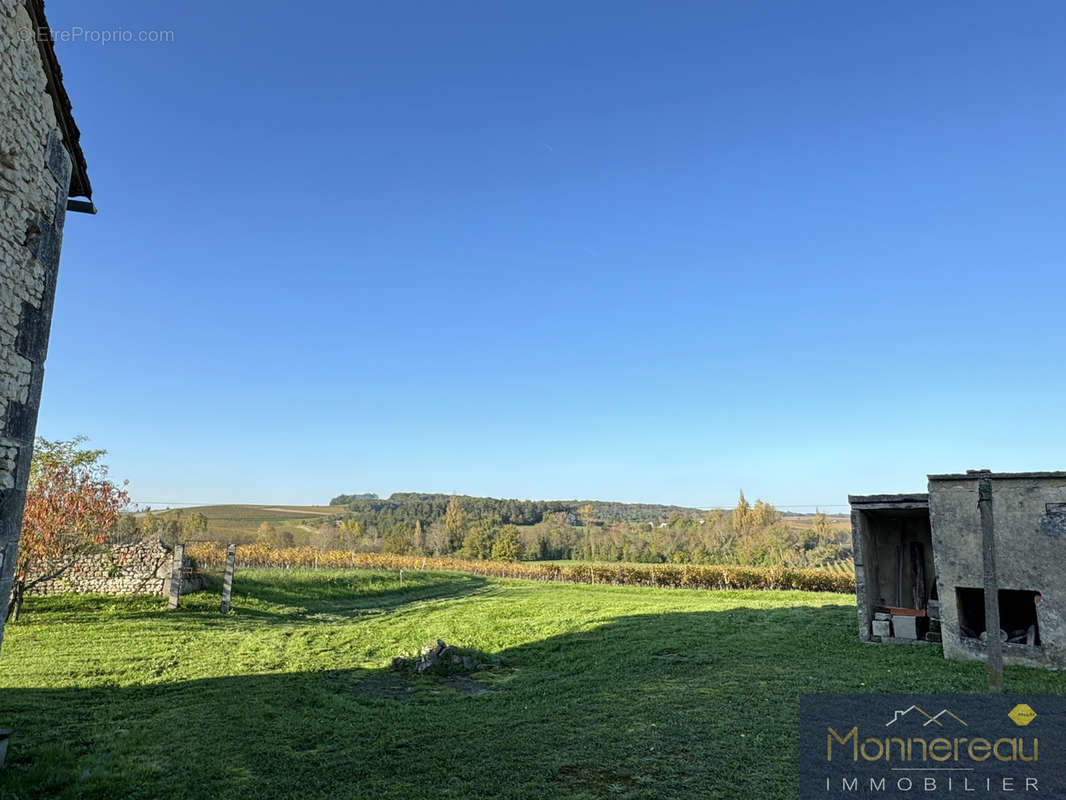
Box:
(347, 666, 499, 701)
(349, 674, 414, 702)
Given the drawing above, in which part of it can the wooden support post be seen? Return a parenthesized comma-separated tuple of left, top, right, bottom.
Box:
(167, 544, 184, 610)
(895, 544, 903, 607)
(220, 544, 236, 614)
(978, 474, 1003, 693)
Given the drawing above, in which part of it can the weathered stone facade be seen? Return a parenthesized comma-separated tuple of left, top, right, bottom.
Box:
(0, 0, 91, 652)
(25, 539, 200, 597)
(851, 471, 1066, 671)
(928, 472, 1066, 670)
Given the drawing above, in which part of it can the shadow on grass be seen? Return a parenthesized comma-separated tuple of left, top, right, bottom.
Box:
(19, 570, 493, 629)
(222, 569, 493, 624)
(1, 604, 1059, 800)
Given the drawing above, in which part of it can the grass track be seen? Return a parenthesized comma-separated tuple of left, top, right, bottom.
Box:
(1, 569, 1063, 799)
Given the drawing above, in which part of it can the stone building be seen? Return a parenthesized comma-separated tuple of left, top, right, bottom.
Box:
(851, 471, 1066, 670)
(0, 0, 93, 653)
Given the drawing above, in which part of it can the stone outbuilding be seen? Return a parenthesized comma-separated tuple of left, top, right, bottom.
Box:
(851, 471, 1066, 670)
(0, 0, 94, 653)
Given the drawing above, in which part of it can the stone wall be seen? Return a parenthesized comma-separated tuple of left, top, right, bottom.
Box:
(0, 0, 73, 650)
(26, 539, 202, 596)
(928, 472, 1066, 670)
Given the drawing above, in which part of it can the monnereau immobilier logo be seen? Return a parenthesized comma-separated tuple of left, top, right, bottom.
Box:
(800, 694, 1066, 798)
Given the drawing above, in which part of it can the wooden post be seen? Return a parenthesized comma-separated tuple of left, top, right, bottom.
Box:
(167, 544, 184, 610)
(978, 474, 1003, 693)
(220, 544, 236, 614)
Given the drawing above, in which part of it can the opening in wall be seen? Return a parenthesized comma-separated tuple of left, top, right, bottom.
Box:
(955, 587, 1041, 646)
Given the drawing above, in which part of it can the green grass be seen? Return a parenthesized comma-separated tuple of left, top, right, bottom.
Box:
(1, 570, 1063, 799)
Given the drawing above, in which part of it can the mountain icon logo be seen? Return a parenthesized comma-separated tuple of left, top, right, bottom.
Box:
(885, 705, 968, 727)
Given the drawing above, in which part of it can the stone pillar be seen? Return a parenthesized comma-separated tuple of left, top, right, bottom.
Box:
(167, 544, 184, 609)
(220, 544, 235, 613)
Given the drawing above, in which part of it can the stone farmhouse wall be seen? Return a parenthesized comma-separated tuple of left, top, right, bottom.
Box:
(0, 0, 90, 652)
(26, 539, 203, 596)
(0, 0, 77, 650)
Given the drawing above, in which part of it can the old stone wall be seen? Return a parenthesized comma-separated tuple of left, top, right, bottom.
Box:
(0, 0, 73, 650)
(928, 474, 1066, 670)
(26, 539, 202, 596)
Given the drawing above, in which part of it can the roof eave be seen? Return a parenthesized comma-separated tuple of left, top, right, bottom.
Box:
(25, 0, 91, 200)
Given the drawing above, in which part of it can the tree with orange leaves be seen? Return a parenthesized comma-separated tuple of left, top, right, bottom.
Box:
(7, 437, 129, 621)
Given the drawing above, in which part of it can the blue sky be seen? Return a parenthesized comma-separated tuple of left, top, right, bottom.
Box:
(37, 1, 1066, 510)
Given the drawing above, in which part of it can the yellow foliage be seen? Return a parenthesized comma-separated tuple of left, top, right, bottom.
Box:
(184, 545, 855, 594)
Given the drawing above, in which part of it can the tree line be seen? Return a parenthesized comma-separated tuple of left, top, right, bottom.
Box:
(112, 493, 855, 571)
(302, 491, 852, 567)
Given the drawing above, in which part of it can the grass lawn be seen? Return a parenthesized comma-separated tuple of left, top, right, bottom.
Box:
(1, 570, 1064, 799)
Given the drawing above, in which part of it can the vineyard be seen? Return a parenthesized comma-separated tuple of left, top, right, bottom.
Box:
(185, 544, 856, 593)
(821, 557, 856, 576)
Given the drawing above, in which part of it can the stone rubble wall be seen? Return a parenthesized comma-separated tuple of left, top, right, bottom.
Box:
(0, 0, 73, 647)
(26, 539, 202, 596)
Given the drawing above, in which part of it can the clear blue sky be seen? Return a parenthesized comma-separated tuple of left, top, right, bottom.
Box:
(37, 1, 1066, 510)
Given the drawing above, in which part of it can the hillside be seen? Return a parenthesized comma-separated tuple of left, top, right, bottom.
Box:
(137, 504, 344, 543)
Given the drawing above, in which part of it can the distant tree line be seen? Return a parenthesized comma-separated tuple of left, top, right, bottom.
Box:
(121, 492, 851, 569)
(329, 492, 712, 525)
(308, 491, 852, 568)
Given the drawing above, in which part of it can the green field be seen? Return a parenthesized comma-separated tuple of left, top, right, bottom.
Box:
(146, 504, 341, 541)
(1, 570, 1063, 799)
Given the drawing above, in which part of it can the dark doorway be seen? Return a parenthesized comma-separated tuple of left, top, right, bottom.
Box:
(955, 587, 1041, 646)
(859, 508, 935, 611)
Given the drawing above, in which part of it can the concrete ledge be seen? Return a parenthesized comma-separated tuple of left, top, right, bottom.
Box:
(849, 493, 929, 506)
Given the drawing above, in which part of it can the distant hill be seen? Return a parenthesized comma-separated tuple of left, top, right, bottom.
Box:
(139, 504, 343, 543)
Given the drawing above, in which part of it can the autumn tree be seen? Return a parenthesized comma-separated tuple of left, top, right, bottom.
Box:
(731, 491, 751, 532)
(256, 521, 293, 549)
(310, 521, 341, 551)
(578, 503, 596, 527)
(9, 437, 130, 621)
(749, 499, 780, 529)
(425, 520, 450, 555)
(490, 524, 523, 561)
(812, 510, 832, 538)
(181, 511, 209, 541)
(444, 494, 466, 551)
